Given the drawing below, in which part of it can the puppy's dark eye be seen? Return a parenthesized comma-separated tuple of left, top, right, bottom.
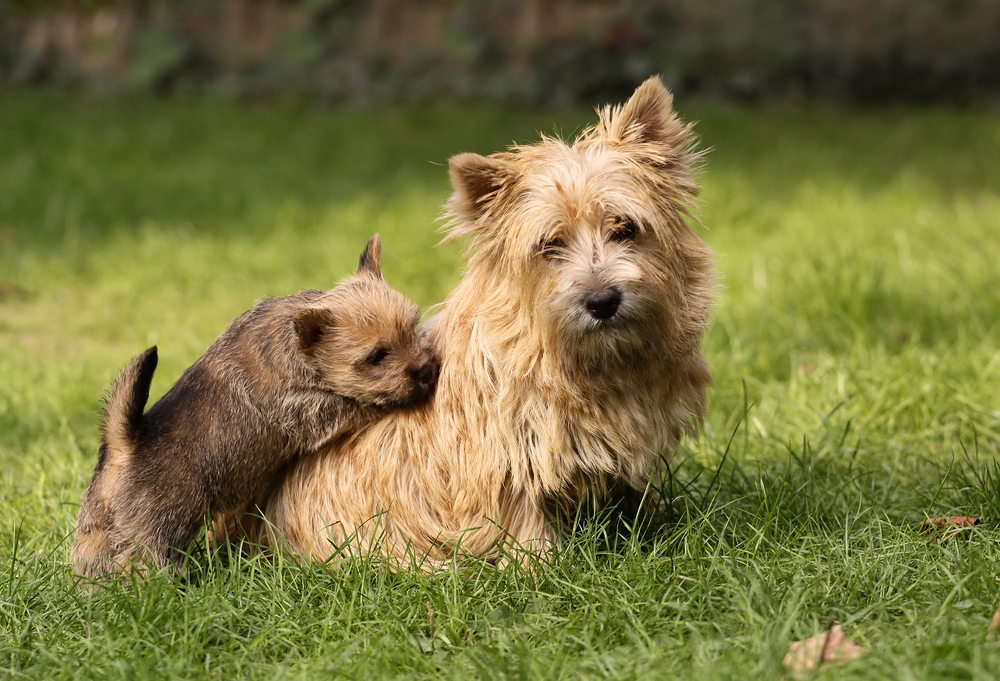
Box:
(538, 235, 566, 259)
(366, 347, 389, 366)
(610, 217, 639, 242)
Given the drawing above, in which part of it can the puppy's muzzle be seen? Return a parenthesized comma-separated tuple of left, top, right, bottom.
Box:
(406, 361, 439, 404)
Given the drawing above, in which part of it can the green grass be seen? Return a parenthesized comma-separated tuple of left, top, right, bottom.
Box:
(2, 92, 1000, 679)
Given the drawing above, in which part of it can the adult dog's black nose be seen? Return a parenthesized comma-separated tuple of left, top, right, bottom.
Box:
(585, 288, 622, 321)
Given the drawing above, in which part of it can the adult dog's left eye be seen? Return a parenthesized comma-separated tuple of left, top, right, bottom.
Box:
(610, 217, 639, 242)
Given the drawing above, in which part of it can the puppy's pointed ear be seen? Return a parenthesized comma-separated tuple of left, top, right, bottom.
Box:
(357, 234, 383, 279)
(294, 308, 335, 353)
(603, 76, 684, 146)
(445, 153, 518, 239)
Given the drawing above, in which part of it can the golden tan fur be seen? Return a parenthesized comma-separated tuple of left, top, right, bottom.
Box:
(71, 236, 439, 578)
(250, 77, 716, 565)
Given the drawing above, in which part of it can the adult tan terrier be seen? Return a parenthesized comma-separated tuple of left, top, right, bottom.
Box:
(252, 77, 715, 565)
(71, 235, 438, 578)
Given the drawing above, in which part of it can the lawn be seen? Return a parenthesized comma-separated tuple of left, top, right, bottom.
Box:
(1, 92, 999, 679)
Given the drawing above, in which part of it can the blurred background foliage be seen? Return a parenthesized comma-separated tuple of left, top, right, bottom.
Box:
(1, 0, 999, 104)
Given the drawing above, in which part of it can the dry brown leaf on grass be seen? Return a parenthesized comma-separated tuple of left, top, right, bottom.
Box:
(921, 516, 980, 543)
(783, 623, 866, 679)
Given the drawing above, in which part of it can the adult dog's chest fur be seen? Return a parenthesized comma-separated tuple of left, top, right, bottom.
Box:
(448, 326, 679, 502)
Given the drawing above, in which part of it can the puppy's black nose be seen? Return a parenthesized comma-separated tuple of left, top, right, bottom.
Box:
(585, 288, 622, 321)
(410, 363, 438, 388)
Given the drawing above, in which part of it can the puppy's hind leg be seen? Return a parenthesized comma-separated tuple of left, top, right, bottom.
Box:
(71, 466, 122, 579)
(112, 497, 209, 578)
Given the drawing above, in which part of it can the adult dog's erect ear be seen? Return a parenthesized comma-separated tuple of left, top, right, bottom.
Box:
(603, 76, 690, 148)
(357, 234, 383, 279)
(445, 153, 518, 238)
(294, 308, 336, 353)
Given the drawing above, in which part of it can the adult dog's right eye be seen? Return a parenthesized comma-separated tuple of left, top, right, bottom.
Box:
(538, 235, 566, 259)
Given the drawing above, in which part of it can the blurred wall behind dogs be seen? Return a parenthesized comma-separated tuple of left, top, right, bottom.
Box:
(2, 0, 999, 103)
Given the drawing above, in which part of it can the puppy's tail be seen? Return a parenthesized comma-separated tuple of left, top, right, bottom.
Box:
(73, 347, 158, 581)
(101, 346, 158, 451)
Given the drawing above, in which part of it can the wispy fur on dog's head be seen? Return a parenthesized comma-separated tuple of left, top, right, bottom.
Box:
(445, 76, 715, 374)
(294, 234, 438, 408)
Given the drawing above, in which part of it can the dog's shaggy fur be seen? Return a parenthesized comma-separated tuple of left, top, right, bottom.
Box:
(251, 77, 716, 564)
(72, 236, 439, 577)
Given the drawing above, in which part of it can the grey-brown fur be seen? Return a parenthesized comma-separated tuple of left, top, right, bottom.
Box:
(71, 235, 438, 578)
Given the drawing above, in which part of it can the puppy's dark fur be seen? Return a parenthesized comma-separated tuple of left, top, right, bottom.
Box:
(72, 235, 438, 578)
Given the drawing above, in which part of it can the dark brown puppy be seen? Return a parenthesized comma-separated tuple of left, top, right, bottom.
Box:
(71, 235, 438, 578)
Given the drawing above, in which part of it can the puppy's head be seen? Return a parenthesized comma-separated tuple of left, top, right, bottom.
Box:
(293, 235, 439, 408)
(444, 77, 716, 371)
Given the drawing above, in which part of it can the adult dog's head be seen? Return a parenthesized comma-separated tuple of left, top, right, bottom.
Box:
(445, 77, 715, 377)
